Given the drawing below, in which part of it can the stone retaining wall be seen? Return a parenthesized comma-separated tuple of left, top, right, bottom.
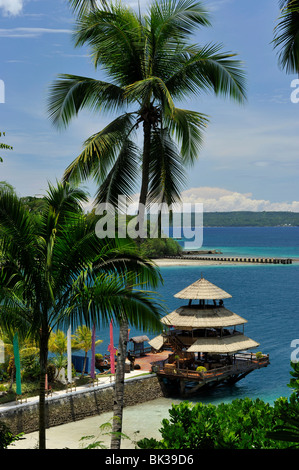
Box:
(0, 375, 164, 436)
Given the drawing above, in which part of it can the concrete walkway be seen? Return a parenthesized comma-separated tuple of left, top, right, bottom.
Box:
(0, 370, 149, 413)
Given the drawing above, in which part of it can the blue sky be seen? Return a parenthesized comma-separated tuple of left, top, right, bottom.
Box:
(0, 0, 298, 211)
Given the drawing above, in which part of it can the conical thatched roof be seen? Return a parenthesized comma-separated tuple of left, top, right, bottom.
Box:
(148, 334, 164, 350)
(174, 277, 232, 300)
(161, 307, 246, 328)
(187, 334, 259, 354)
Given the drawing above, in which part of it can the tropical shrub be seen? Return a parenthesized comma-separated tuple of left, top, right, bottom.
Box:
(137, 397, 299, 449)
(0, 421, 22, 449)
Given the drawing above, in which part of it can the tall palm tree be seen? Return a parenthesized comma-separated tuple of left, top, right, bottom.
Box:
(48, 0, 246, 230)
(273, 0, 299, 73)
(0, 181, 164, 449)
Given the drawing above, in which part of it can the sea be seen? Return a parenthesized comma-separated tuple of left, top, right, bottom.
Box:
(81, 226, 299, 406)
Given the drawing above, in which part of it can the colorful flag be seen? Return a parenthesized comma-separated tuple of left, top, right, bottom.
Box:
(67, 326, 72, 383)
(13, 332, 22, 395)
(90, 324, 96, 379)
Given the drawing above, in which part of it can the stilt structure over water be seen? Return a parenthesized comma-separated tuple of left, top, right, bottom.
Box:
(149, 276, 270, 396)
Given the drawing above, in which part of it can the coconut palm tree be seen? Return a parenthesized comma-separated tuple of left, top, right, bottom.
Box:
(48, 0, 246, 229)
(0, 181, 164, 449)
(273, 0, 299, 73)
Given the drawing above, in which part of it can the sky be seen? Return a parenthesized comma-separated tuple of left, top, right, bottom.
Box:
(0, 0, 299, 212)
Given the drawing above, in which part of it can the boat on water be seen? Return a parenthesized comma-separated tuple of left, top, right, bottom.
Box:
(148, 276, 270, 397)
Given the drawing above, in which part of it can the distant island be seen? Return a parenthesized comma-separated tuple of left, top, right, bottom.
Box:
(202, 211, 299, 227)
(166, 211, 299, 227)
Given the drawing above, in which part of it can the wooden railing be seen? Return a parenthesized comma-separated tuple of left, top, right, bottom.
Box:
(152, 353, 270, 380)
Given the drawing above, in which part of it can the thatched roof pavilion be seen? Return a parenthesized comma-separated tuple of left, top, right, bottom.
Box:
(150, 276, 259, 355)
(149, 276, 269, 397)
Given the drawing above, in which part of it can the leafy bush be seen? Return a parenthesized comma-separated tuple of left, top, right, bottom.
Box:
(137, 397, 299, 449)
(21, 354, 40, 382)
(0, 421, 22, 449)
(139, 237, 182, 259)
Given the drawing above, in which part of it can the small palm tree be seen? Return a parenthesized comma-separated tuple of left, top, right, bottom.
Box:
(48, 329, 68, 379)
(71, 325, 103, 377)
(0, 181, 164, 449)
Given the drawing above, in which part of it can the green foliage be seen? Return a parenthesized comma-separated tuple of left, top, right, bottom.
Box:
(137, 397, 299, 449)
(288, 361, 299, 398)
(273, 0, 299, 74)
(139, 237, 182, 259)
(0, 421, 22, 449)
(0, 132, 13, 163)
(200, 211, 299, 226)
(21, 353, 40, 382)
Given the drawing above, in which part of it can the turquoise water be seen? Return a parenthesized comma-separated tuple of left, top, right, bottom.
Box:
(81, 227, 299, 405)
(175, 226, 299, 259)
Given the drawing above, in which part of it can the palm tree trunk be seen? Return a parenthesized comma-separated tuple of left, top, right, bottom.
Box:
(81, 352, 88, 377)
(138, 118, 152, 241)
(39, 326, 48, 450)
(110, 316, 128, 449)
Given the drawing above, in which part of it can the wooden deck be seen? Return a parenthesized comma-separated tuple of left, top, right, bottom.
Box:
(151, 353, 270, 396)
(134, 350, 172, 371)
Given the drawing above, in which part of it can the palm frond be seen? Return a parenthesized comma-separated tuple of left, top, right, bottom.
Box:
(62, 273, 165, 332)
(68, 0, 109, 17)
(148, 127, 186, 206)
(73, 5, 143, 85)
(149, 0, 211, 46)
(63, 113, 136, 184)
(0, 190, 40, 274)
(273, 0, 299, 73)
(166, 42, 246, 103)
(94, 138, 140, 206)
(48, 75, 126, 128)
(164, 107, 208, 164)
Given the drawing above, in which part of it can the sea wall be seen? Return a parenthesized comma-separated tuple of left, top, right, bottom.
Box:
(0, 375, 164, 436)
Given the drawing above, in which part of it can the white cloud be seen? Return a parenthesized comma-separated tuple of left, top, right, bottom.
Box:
(180, 187, 299, 212)
(94, 187, 299, 214)
(0, 27, 72, 38)
(0, 0, 23, 16)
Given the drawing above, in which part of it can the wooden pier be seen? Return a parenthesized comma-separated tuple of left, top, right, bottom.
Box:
(164, 255, 293, 264)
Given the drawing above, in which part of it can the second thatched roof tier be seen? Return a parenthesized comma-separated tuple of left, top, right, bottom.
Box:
(187, 335, 259, 354)
(174, 277, 232, 300)
(161, 306, 246, 329)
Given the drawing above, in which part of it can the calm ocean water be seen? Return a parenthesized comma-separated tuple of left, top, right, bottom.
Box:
(80, 227, 299, 405)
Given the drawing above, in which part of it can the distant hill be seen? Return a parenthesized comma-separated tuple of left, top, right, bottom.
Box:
(165, 211, 299, 227)
(201, 211, 299, 227)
